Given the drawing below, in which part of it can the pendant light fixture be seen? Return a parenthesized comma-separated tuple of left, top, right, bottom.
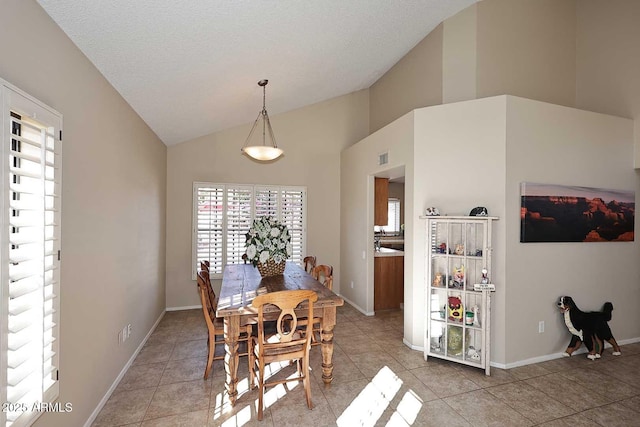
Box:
(241, 79, 283, 161)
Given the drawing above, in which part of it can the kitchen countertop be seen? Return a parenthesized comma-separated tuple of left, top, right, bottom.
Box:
(374, 247, 404, 257)
(379, 238, 404, 244)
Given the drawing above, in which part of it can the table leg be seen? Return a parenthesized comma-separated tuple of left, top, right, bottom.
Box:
(320, 307, 336, 385)
(224, 316, 240, 406)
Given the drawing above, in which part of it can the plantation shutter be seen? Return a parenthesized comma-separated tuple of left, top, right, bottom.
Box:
(193, 185, 224, 275)
(225, 186, 253, 265)
(1, 82, 62, 427)
(192, 183, 306, 278)
(280, 188, 306, 265)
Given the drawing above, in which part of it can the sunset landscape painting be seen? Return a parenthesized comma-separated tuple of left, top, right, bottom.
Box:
(520, 182, 635, 243)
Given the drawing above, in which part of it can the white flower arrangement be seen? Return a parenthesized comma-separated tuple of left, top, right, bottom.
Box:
(244, 216, 292, 267)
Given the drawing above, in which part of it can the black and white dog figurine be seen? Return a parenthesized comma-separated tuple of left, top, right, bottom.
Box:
(557, 296, 621, 360)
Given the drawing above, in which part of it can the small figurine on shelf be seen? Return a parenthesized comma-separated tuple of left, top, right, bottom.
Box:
(472, 305, 481, 327)
(465, 311, 474, 325)
(432, 272, 443, 287)
(450, 265, 464, 288)
(469, 206, 488, 216)
(425, 207, 440, 216)
(481, 268, 489, 284)
(467, 346, 481, 362)
(454, 244, 464, 255)
(439, 242, 447, 254)
(447, 295, 464, 322)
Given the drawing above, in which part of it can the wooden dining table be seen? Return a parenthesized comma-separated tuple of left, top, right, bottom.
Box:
(217, 262, 344, 406)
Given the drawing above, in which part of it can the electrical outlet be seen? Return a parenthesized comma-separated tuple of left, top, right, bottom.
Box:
(350, 281, 354, 289)
(538, 321, 544, 333)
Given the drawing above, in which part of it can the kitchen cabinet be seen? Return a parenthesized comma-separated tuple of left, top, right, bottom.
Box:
(374, 177, 389, 226)
(421, 216, 497, 375)
(374, 252, 403, 310)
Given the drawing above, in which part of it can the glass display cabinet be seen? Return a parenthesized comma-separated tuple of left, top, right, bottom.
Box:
(421, 216, 497, 375)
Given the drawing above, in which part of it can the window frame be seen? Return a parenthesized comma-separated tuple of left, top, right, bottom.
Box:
(192, 182, 307, 279)
(380, 198, 401, 234)
(1, 78, 62, 427)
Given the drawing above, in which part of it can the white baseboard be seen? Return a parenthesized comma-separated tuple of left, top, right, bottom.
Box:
(338, 294, 374, 316)
(408, 337, 640, 370)
(83, 310, 166, 427)
(166, 304, 201, 311)
(498, 336, 640, 369)
(403, 338, 424, 352)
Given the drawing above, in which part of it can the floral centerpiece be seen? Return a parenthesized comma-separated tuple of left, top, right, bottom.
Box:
(245, 216, 292, 277)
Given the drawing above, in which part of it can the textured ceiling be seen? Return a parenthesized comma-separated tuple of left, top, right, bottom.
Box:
(37, 0, 477, 145)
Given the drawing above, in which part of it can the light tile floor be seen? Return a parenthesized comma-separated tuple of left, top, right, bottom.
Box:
(92, 304, 640, 427)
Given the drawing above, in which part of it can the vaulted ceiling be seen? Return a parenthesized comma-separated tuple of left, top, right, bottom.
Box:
(37, 0, 477, 145)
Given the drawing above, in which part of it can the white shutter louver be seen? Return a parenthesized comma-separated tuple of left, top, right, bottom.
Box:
(2, 83, 62, 427)
(280, 188, 305, 265)
(225, 186, 253, 265)
(194, 186, 224, 275)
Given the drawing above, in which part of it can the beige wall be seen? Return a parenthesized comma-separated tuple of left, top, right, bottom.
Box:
(369, 25, 443, 134)
(412, 97, 507, 359)
(340, 113, 414, 334)
(575, 0, 640, 166)
(476, 0, 577, 107)
(344, 95, 636, 366)
(0, 1, 167, 426)
(443, 4, 478, 103)
(166, 90, 369, 309)
(342, 97, 506, 355)
(369, 0, 578, 138)
(504, 96, 636, 364)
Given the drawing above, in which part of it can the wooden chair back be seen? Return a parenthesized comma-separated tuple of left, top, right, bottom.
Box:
(197, 270, 216, 328)
(197, 269, 252, 379)
(250, 289, 318, 420)
(252, 290, 317, 349)
(303, 256, 316, 273)
(199, 264, 217, 311)
(311, 264, 333, 291)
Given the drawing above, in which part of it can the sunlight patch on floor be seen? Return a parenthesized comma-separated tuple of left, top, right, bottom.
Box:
(263, 361, 304, 407)
(211, 376, 253, 426)
(337, 366, 419, 427)
(392, 390, 423, 425)
(211, 359, 303, 426)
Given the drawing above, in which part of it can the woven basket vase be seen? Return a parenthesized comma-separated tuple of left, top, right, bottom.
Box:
(256, 259, 286, 277)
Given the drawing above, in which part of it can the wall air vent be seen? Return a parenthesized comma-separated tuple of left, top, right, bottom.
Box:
(378, 151, 389, 166)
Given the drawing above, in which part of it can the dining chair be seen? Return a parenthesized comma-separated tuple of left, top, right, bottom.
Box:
(196, 270, 252, 380)
(311, 264, 333, 291)
(298, 264, 333, 346)
(249, 290, 318, 421)
(303, 255, 317, 273)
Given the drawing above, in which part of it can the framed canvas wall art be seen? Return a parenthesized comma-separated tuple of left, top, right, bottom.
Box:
(520, 182, 635, 243)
